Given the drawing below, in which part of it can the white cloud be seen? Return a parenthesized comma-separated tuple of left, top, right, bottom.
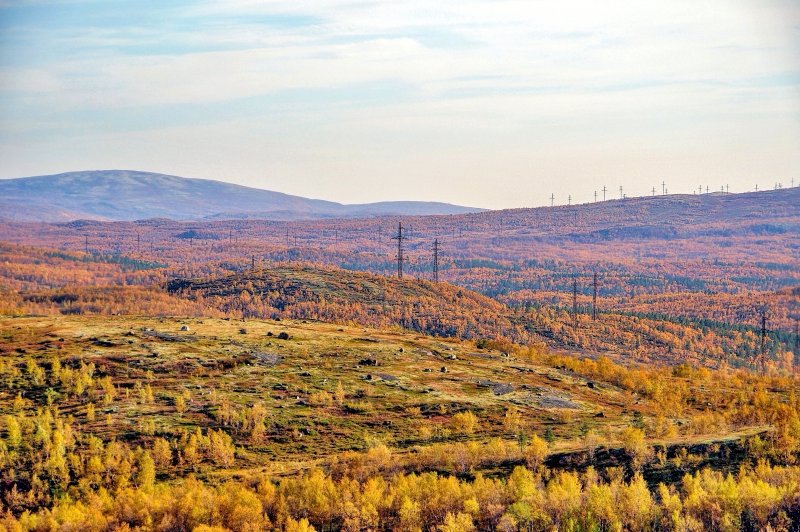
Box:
(0, 0, 798, 207)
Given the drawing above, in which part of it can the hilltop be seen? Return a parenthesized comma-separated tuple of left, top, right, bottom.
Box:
(0, 170, 482, 222)
(166, 264, 534, 343)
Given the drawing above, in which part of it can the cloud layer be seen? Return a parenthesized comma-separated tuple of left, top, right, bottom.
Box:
(1, 0, 799, 207)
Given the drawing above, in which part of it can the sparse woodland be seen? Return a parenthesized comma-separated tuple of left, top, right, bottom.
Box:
(0, 191, 799, 531)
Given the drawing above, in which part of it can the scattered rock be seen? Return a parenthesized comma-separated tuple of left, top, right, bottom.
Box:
(93, 339, 116, 347)
(492, 383, 515, 395)
(267, 331, 274, 337)
(594, 412, 605, 418)
(277, 332, 290, 340)
(587, 381, 595, 389)
(180, 325, 190, 331)
(252, 353, 281, 366)
(239, 328, 247, 334)
(359, 358, 379, 366)
(440, 366, 447, 373)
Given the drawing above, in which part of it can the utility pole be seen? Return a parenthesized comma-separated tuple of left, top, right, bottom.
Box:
(592, 271, 598, 320)
(619, 186, 623, 200)
(251, 255, 255, 270)
(550, 193, 555, 207)
(285, 227, 290, 250)
(706, 186, 709, 194)
(726, 184, 729, 193)
(594, 190, 597, 203)
(755, 184, 759, 192)
(136, 232, 140, 253)
(651, 186, 656, 196)
(602, 186, 607, 201)
(392, 222, 406, 279)
(662, 181, 666, 195)
(432, 239, 440, 282)
(84, 235, 89, 255)
(568, 194, 571, 206)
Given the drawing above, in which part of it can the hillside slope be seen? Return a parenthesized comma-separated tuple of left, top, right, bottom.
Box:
(166, 265, 535, 343)
(0, 170, 482, 221)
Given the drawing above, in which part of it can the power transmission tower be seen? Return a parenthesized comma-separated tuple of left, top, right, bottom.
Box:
(137, 232, 140, 253)
(755, 184, 758, 192)
(619, 186, 623, 199)
(794, 317, 800, 369)
(251, 255, 255, 270)
(392, 222, 407, 279)
(662, 180, 666, 195)
(592, 271, 598, 320)
(432, 239, 440, 282)
(550, 193, 555, 207)
(602, 186, 607, 201)
(758, 308, 769, 373)
(84, 235, 89, 255)
(285, 227, 290, 250)
(572, 276, 578, 329)
(651, 186, 656, 196)
(568, 194, 571, 206)
(594, 190, 597, 202)
(706, 185, 709, 194)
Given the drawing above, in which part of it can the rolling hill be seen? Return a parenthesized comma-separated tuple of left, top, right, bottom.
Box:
(0, 170, 482, 222)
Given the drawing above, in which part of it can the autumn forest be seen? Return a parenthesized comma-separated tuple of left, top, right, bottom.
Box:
(1, 188, 800, 531)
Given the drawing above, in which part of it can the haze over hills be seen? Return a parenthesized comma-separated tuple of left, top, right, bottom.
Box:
(0, 170, 483, 222)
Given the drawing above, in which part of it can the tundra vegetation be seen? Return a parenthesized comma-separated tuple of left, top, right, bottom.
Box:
(0, 190, 798, 530)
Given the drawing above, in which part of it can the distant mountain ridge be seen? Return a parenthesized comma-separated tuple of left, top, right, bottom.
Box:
(0, 170, 483, 222)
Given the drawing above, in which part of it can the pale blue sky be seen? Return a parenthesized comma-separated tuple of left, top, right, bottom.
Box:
(1, 0, 799, 208)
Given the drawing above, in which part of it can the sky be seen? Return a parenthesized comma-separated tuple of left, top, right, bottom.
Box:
(0, 0, 799, 209)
